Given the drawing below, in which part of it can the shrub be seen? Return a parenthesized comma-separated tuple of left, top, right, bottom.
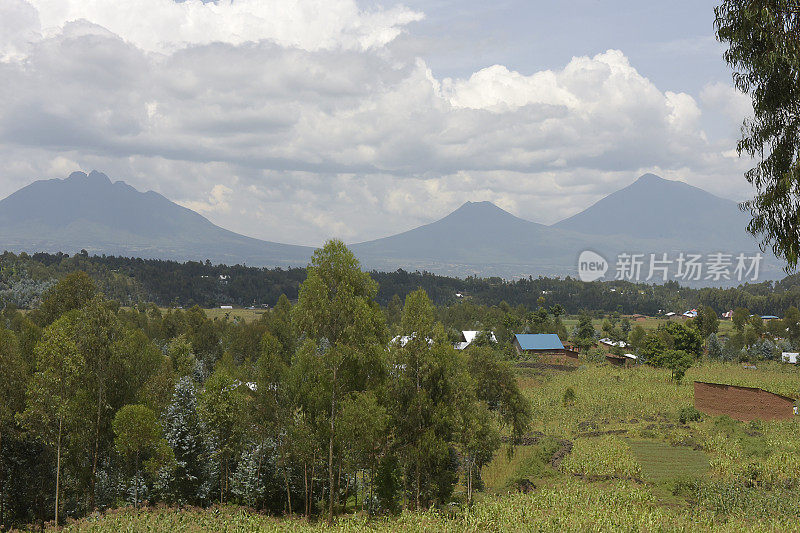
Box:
(679, 405, 702, 424)
(562, 387, 576, 407)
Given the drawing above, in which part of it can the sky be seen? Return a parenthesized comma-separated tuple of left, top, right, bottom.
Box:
(0, 0, 755, 246)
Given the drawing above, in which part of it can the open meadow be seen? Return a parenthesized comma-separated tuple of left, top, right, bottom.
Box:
(560, 315, 738, 337)
(49, 360, 800, 532)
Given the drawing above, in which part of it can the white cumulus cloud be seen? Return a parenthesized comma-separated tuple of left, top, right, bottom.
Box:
(25, 0, 423, 53)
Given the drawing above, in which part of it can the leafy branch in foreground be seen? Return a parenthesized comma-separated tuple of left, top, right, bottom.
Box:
(715, 1, 800, 268)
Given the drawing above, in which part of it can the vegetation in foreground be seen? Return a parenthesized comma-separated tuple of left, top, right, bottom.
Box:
(14, 358, 800, 532)
(5, 238, 800, 531)
(45, 476, 800, 532)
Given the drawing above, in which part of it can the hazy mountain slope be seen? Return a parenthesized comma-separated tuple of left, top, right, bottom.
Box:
(352, 201, 603, 276)
(0, 171, 312, 266)
(552, 173, 753, 249)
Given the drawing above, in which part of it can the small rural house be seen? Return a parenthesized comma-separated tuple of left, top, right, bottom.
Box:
(605, 352, 637, 367)
(722, 310, 733, 320)
(454, 330, 497, 350)
(390, 335, 433, 348)
(513, 334, 578, 365)
(599, 338, 629, 349)
(782, 352, 799, 364)
(683, 309, 698, 318)
(563, 340, 580, 352)
(665, 312, 676, 318)
(693, 381, 796, 421)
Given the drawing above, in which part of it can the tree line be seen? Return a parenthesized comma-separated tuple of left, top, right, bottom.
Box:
(7, 251, 800, 316)
(0, 241, 530, 529)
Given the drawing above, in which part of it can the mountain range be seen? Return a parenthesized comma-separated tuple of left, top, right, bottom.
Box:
(0, 170, 777, 282)
(0, 171, 312, 268)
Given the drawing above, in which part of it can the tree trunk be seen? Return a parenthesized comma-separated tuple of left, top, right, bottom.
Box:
(337, 458, 342, 509)
(1, 429, 5, 529)
(415, 457, 421, 510)
(369, 466, 375, 512)
(327, 368, 336, 523)
(467, 456, 473, 505)
(304, 462, 308, 516)
(55, 415, 63, 527)
(310, 458, 315, 517)
(285, 468, 292, 515)
(256, 446, 264, 510)
(415, 354, 422, 510)
(134, 450, 140, 508)
(90, 384, 103, 510)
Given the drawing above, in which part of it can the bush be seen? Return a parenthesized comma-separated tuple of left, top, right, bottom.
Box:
(562, 387, 576, 407)
(679, 406, 702, 424)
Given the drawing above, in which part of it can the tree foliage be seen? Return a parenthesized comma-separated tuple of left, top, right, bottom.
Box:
(715, 1, 800, 268)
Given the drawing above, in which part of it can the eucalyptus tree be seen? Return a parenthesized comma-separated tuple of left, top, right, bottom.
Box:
(161, 377, 217, 505)
(19, 313, 85, 527)
(35, 271, 96, 327)
(112, 404, 173, 507)
(292, 240, 387, 521)
(388, 289, 470, 509)
(75, 297, 125, 509)
(0, 329, 26, 528)
(199, 365, 248, 504)
(715, 1, 800, 267)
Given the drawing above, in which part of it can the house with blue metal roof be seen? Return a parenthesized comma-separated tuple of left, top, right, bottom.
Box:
(513, 333, 579, 366)
(514, 333, 564, 353)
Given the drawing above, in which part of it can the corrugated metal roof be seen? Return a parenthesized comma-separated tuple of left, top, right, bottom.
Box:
(514, 333, 564, 351)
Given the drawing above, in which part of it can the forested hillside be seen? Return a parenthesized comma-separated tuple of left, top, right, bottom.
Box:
(3, 250, 800, 316)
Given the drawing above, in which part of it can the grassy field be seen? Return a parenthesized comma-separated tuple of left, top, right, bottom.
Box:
(561, 315, 737, 336)
(200, 307, 268, 322)
(48, 360, 800, 532)
(171, 310, 738, 337)
(135, 306, 269, 323)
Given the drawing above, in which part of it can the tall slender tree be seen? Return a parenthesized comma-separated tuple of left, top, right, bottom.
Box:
(0, 329, 27, 528)
(19, 314, 85, 527)
(292, 240, 386, 521)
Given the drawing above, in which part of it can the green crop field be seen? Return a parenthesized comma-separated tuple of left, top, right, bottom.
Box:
(627, 439, 709, 483)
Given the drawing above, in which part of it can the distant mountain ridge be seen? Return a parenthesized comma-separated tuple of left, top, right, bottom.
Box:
(0, 170, 313, 267)
(553, 173, 753, 247)
(0, 170, 777, 281)
(350, 200, 603, 276)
